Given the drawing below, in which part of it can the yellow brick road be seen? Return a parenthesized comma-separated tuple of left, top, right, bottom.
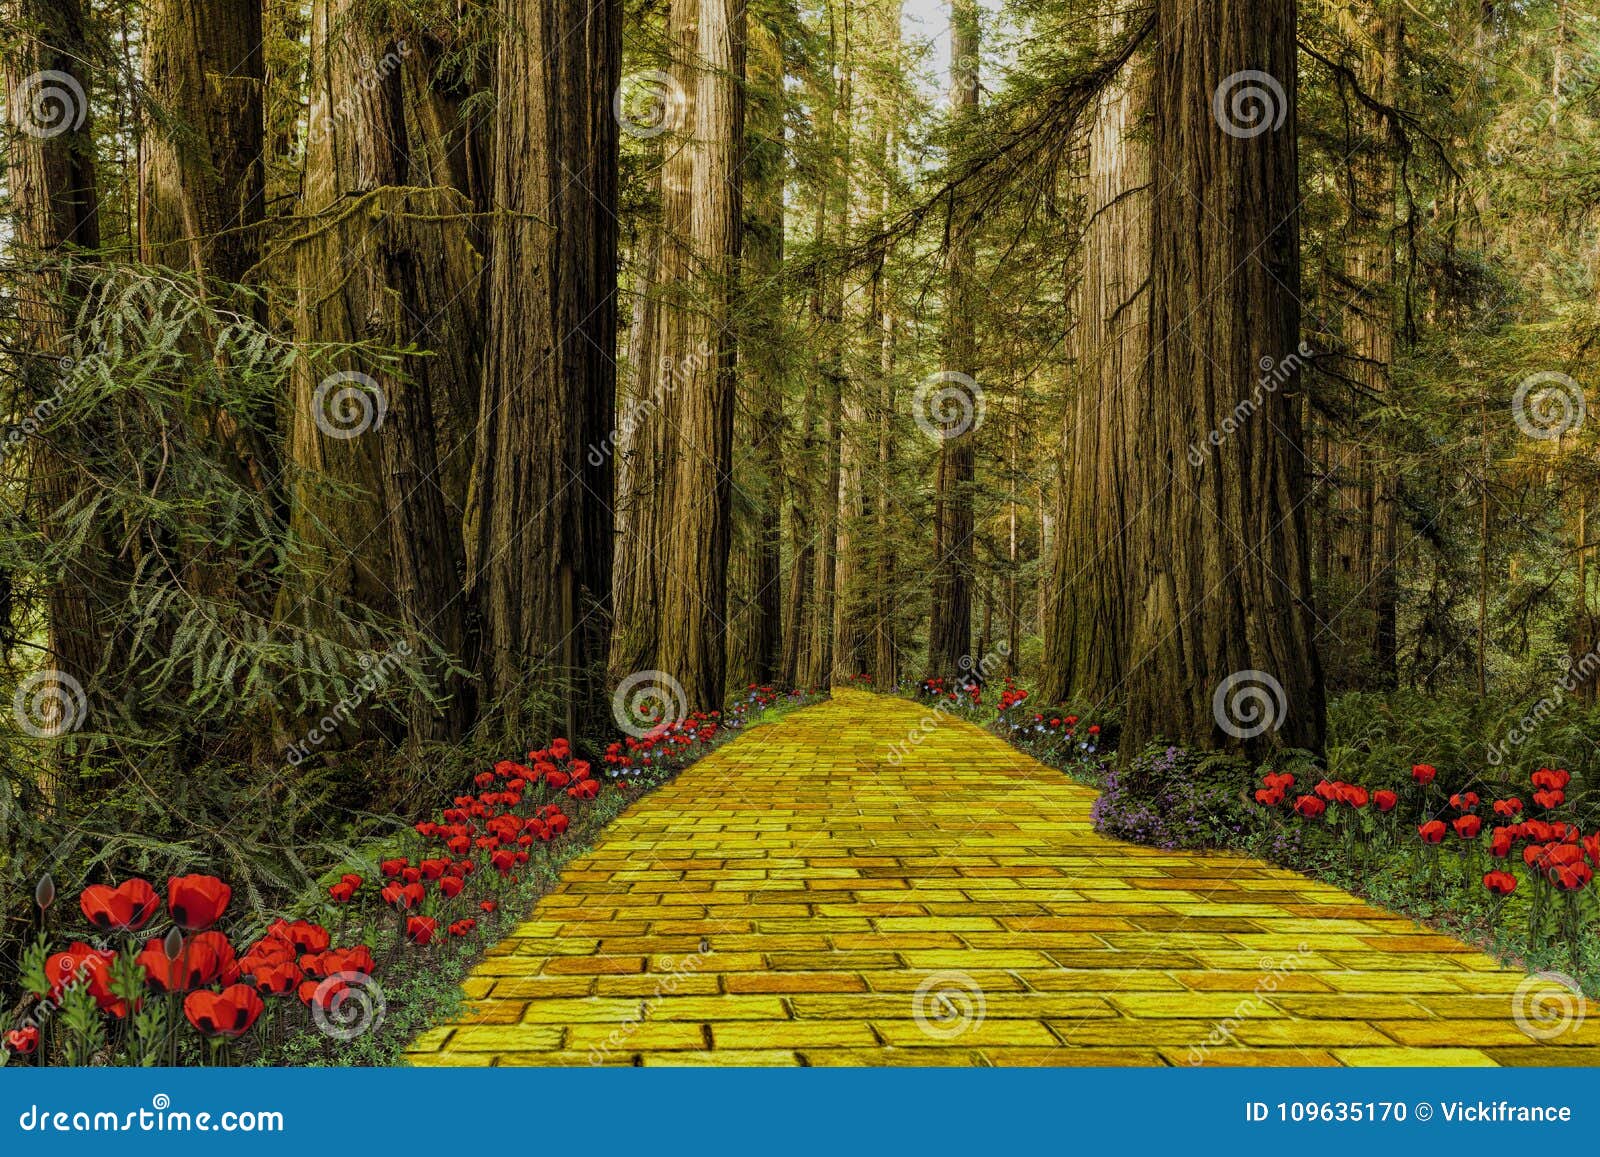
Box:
(406, 690, 1594, 1066)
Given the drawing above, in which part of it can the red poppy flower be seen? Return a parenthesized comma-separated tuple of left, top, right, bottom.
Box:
(79, 878, 160, 932)
(266, 919, 330, 954)
(1418, 820, 1447, 844)
(1449, 791, 1479, 811)
(4, 1026, 39, 1055)
(297, 976, 346, 1009)
(184, 984, 264, 1039)
(251, 960, 302, 996)
(1491, 827, 1515, 858)
(1532, 789, 1565, 810)
(43, 943, 125, 1014)
(380, 858, 408, 878)
(1293, 796, 1326, 818)
(1551, 862, 1593, 891)
(405, 916, 437, 945)
(1336, 784, 1369, 808)
(548, 813, 569, 835)
(545, 769, 571, 789)
(550, 738, 571, 759)
(1373, 790, 1398, 812)
(1314, 780, 1340, 801)
(132, 938, 201, 993)
(188, 931, 240, 985)
(568, 779, 599, 801)
(1412, 764, 1437, 786)
(448, 918, 477, 937)
(480, 900, 497, 913)
(1584, 833, 1599, 867)
(1531, 767, 1571, 790)
(326, 945, 376, 975)
(1262, 771, 1295, 791)
(1453, 814, 1483, 839)
(1482, 871, 1517, 895)
(380, 882, 425, 910)
(439, 875, 465, 899)
(1254, 788, 1284, 806)
(328, 881, 357, 904)
(1493, 798, 1523, 817)
(490, 850, 516, 876)
(167, 875, 231, 931)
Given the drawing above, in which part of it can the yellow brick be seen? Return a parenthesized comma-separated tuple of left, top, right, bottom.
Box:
(564, 1022, 706, 1051)
(711, 1021, 879, 1049)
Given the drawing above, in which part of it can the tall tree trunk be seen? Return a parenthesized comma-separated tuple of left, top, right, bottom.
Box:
(742, 0, 787, 686)
(1041, 36, 1148, 705)
(473, 0, 618, 739)
(287, 2, 485, 740)
(1325, 3, 1400, 689)
(640, 0, 745, 710)
(3, 0, 118, 723)
(140, 0, 264, 297)
(926, 0, 979, 677)
(1122, 0, 1324, 756)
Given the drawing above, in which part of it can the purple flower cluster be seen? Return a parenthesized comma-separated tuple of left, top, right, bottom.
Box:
(1091, 745, 1243, 850)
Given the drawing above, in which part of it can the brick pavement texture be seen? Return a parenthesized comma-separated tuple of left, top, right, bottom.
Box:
(406, 690, 1593, 1066)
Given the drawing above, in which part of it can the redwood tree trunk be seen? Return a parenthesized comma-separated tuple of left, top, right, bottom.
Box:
(286, 2, 484, 740)
(1041, 41, 1149, 705)
(926, 0, 979, 677)
(2, 0, 115, 711)
(1122, 0, 1324, 756)
(473, 0, 619, 738)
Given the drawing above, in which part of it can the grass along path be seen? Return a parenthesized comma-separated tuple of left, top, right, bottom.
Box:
(404, 689, 1594, 1066)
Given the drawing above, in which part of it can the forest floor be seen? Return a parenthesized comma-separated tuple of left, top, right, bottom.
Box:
(404, 691, 1596, 1066)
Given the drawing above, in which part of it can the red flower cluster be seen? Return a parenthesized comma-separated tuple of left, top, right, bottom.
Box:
(603, 711, 728, 781)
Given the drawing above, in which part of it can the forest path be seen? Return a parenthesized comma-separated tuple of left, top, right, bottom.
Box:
(405, 690, 1591, 1066)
